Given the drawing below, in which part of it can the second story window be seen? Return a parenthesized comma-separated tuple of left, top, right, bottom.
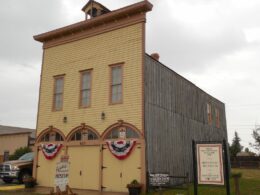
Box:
(80, 70, 92, 108)
(110, 64, 123, 104)
(215, 108, 220, 128)
(53, 76, 64, 111)
(207, 103, 212, 124)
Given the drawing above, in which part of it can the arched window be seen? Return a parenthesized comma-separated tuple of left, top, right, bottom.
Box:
(105, 126, 139, 140)
(40, 131, 64, 142)
(70, 129, 98, 141)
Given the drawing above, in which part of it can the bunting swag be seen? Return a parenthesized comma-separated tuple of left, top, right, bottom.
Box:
(106, 140, 136, 160)
(41, 143, 62, 160)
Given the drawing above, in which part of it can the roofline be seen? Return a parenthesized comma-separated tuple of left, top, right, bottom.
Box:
(0, 132, 33, 136)
(145, 53, 225, 105)
(34, 1, 153, 43)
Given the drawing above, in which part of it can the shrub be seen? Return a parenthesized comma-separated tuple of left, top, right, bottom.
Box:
(9, 147, 32, 160)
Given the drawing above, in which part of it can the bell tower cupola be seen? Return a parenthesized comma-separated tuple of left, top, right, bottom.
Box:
(82, 0, 110, 20)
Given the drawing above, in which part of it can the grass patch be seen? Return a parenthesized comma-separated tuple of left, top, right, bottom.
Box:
(147, 169, 260, 195)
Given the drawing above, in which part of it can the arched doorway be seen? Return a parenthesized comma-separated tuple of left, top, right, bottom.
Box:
(101, 122, 143, 192)
(66, 124, 101, 190)
(35, 126, 65, 187)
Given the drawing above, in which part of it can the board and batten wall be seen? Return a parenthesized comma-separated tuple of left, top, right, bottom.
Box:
(144, 54, 228, 182)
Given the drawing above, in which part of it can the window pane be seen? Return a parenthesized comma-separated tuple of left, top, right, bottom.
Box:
(41, 134, 49, 142)
(111, 66, 122, 104)
(55, 133, 63, 141)
(207, 103, 211, 113)
(45, 134, 50, 141)
(82, 89, 90, 107)
(54, 77, 63, 110)
(126, 128, 139, 138)
(112, 67, 122, 85)
(55, 78, 63, 93)
(81, 71, 91, 107)
(75, 132, 82, 140)
(55, 94, 62, 110)
(82, 72, 91, 90)
(88, 131, 98, 140)
(112, 86, 117, 102)
(106, 129, 119, 139)
(118, 85, 122, 97)
(111, 129, 119, 139)
(112, 85, 122, 103)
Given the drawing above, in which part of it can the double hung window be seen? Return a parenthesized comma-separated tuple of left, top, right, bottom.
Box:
(53, 76, 64, 111)
(80, 70, 92, 108)
(110, 65, 123, 104)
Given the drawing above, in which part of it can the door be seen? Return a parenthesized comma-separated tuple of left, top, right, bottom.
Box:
(102, 144, 141, 192)
(68, 146, 100, 190)
(37, 149, 63, 187)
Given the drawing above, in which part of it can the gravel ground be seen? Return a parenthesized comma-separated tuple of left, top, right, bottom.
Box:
(0, 180, 127, 195)
(0, 190, 42, 195)
(0, 179, 36, 195)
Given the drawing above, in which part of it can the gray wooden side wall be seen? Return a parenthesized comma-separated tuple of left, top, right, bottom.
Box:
(144, 55, 228, 182)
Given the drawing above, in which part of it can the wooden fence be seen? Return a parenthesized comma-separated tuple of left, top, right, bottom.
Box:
(231, 156, 260, 169)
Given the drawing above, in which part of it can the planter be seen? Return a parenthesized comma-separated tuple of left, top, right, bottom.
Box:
(23, 178, 36, 188)
(127, 179, 142, 195)
(127, 186, 142, 195)
(24, 181, 35, 188)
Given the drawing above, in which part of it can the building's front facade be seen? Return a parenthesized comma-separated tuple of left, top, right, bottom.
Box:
(33, 0, 228, 193)
(34, 1, 151, 192)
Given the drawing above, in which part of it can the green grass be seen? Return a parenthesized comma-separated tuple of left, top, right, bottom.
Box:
(146, 169, 260, 195)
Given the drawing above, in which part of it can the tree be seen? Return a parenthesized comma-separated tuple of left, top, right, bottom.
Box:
(229, 131, 243, 158)
(9, 147, 32, 160)
(244, 147, 256, 156)
(251, 127, 260, 155)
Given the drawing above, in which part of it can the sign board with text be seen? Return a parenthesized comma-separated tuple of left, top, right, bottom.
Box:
(196, 144, 224, 185)
(149, 173, 170, 186)
(54, 156, 69, 192)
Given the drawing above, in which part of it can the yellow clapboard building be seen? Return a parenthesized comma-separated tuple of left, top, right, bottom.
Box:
(34, 0, 152, 193)
(33, 0, 228, 193)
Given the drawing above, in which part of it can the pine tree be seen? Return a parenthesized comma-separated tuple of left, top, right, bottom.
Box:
(229, 131, 243, 158)
(251, 127, 260, 155)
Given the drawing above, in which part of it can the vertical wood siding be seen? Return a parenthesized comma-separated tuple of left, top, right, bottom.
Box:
(144, 55, 228, 182)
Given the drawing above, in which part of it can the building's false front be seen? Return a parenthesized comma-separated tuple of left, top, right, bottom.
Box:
(33, 0, 228, 193)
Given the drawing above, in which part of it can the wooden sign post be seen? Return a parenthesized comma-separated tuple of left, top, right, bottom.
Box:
(192, 140, 230, 195)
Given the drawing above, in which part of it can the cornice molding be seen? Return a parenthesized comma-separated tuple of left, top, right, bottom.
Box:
(34, 0, 153, 48)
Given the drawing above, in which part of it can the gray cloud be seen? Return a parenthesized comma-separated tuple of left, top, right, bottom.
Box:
(146, 1, 249, 73)
(0, 0, 69, 65)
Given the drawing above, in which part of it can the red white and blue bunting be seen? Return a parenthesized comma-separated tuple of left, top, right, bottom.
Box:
(41, 143, 62, 160)
(106, 140, 136, 160)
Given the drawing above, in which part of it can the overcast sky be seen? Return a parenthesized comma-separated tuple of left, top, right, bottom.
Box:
(0, 0, 260, 150)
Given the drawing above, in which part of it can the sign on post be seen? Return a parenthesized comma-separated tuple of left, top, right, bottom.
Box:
(54, 155, 69, 192)
(192, 140, 230, 195)
(196, 144, 224, 185)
